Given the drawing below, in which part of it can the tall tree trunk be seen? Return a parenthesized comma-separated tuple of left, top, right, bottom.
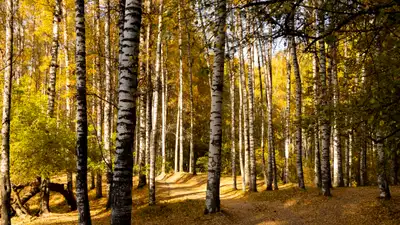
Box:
(246, 14, 257, 192)
(63, 2, 73, 194)
(343, 40, 349, 187)
(75, 0, 92, 223)
(205, 0, 226, 213)
(42, 0, 61, 214)
(185, 6, 195, 175)
(258, 37, 268, 188)
(111, 0, 142, 223)
(317, 0, 331, 196)
(174, 105, 180, 172)
(94, 0, 103, 199)
(237, 13, 250, 187)
(359, 62, 367, 187)
(227, 38, 236, 190)
(0, 0, 13, 223)
(47, 0, 61, 117)
(178, 2, 184, 173)
(376, 131, 391, 199)
(331, 43, 344, 187)
(290, 8, 305, 189)
(138, 94, 147, 188)
(103, 0, 114, 204)
(284, 42, 291, 184)
(238, 31, 245, 191)
(161, 48, 167, 175)
(145, 0, 152, 172)
(313, 43, 322, 188)
(149, 0, 163, 205)
(266, 23, 278, 190)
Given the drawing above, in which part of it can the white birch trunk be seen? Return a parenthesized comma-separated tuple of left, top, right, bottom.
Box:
(111, 0, 142, 223)
(0, 0, 13, 222)
(205, 0, 226, 213)
(149, 0, 163, 205)
(75, 0, 92, 223)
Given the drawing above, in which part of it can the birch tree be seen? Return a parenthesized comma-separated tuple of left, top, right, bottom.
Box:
(238, 13, 250, 187)
(246, 14, 257, 192)
(265, 23, 278, 191)
(103, 0, 114, 202)
(317, 0, 332, 196)
(258, 37, 268, 187)
(63, 1, 73, 194)
(94, 0, 103, 199)
(205, 0, 226, 213)
(178, 1, 184, 173)
(111, 0, 142, 222)
(331, 42, 344, 187)
(290, 7, 305, 189)
(75, 0, 92, 223)
(284, 42, 291, 184)
(185, 4, 195, 175)
(149, 0, 164, 205)
(0, 0, 13, 223)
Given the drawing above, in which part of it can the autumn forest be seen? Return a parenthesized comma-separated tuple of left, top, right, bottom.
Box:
(0, 0, 400, 224)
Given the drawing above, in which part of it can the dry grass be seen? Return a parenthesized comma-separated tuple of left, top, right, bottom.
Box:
(12, 173, 400, 225)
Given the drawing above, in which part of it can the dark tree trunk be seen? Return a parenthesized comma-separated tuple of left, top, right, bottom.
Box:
(75, 0, 92, 223)
(111, 0, 142, 223)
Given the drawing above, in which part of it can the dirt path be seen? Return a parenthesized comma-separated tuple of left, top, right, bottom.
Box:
(12, 173, 400, 225)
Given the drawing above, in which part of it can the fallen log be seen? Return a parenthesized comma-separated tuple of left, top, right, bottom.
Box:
(48, 182, 77, 211)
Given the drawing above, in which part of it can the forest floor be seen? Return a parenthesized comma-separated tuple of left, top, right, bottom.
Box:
(12, 173, 400, 225)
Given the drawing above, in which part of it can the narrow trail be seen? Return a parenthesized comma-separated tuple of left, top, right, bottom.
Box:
(12, 173, 400, 225)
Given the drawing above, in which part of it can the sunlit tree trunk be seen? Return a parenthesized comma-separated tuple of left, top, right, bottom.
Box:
(63, 2, 73, 194)
(266, 23, 278, 190)
(331, 43, 344, 187)
(149, 0, 163, 205)
(93, 0, 103, 199)
(246, 14, 257, 192)
(111, 0, 142, 223)
(290, 8, 305, 189)
(75, 0, 92, 223)
(145, 0, 152, 171)
(185, 6, 195, 175)
(313, 44, 322, 188)
(161, 48, 167, 175)
(317, 0, 331, 196)
(258, 37, 268, 187)
(205, 0, 226, 213)
(284, 42, 291, 184)
(343, 40, 350, 187)
(0, 0, 13, 223)
(238, 14, 250, 187)
(238, 22, 245, 191)
(103, 0, 114, 204)
(178, 2, 184, 173)
(359, 61, 367, 187)
(227, 38, 236, 190)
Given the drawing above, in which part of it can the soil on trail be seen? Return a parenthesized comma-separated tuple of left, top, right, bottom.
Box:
(12, 173, 400, 225)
